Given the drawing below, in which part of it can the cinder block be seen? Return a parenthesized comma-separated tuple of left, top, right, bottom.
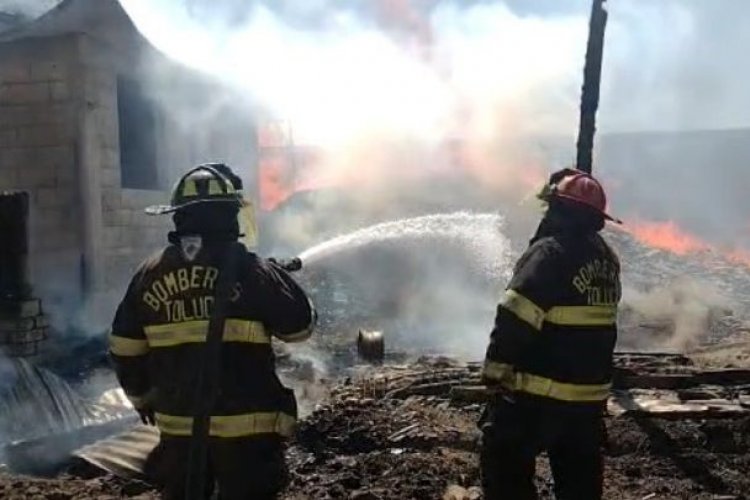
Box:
(35, 187, 59, 208)
(0, 106, 30, 128)
(0, 299, 41, 318)
(0, 83, 49, 105)
(40, 145, 75, 168)
(51, 230, 79, 250)
(36, 186, 75, 209)
(101, 188, 122, 211)
(1, 341, 41, 357)
(0, 129, 16, 147)
(101, 147, 119, 171)
(0, 62, 30, 84)
(101, 208, 117, 226)
(0, 166, 19, 188)
(18, 163, 56, 187)
(16, 124, 71, 147)
(32, 103, 72, 126)
(102, 227, 119, 248)
(100, 167, 120, 188)
(50, 81, 70, 101)
(0, 317, 35, 332)
(30, 61, 67, 81)
(55, 163, 77, 187)
(121, 209, 136, 226)
(0, 147, 30, 169)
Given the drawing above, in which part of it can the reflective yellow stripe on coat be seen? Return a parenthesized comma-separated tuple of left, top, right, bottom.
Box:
(501, 290, 617, 330)
(109, 334, 150, 356)
(482, 360, 611, 402)
(144, 319, 269, 348)
(155, 412, 296, 438)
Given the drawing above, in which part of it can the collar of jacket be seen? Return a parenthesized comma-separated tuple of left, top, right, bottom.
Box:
(529, 205, 603, 246)
(167, 231, 239, 246)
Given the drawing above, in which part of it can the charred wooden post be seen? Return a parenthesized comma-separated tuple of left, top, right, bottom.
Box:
(576, 0, 608, 174)
(0, 191, 47, 357)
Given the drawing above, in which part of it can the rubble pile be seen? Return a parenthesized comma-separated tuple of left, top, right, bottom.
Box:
(283, 356, 750, 499)
(0, 473, 157, 499)
(1, 355, 750, 498)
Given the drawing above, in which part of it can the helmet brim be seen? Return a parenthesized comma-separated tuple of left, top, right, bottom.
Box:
(553, 193, 622, 225)
(145, 198, 242, 216)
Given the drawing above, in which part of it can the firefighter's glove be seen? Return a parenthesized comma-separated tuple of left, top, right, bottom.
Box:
(129, 390, 157, 426)
(481, 362, 515, 391)
(268, 257, 302, 272)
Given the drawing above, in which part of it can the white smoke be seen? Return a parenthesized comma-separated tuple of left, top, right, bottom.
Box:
(120, 1, 586, 146)
(620, 277, 733, 351)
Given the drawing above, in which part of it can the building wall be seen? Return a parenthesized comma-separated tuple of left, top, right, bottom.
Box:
(79, 34, 258, 299)
(0, 25, 259, 333)
(0, 35, 83, 311)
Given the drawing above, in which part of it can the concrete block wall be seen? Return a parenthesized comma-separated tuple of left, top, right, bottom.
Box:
(0, 37, 83, 307)
(0, 30, 258, 333)
(101, 188, 171, 289)
(78, 37, 173, 295)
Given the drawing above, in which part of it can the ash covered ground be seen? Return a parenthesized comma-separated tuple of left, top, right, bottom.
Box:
(3, 353, 750, 499)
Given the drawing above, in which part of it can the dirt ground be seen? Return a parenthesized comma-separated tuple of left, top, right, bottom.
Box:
(1, 354, 749, 500)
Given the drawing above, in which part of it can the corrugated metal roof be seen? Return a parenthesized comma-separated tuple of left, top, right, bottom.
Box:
(73, 424, 159, 478)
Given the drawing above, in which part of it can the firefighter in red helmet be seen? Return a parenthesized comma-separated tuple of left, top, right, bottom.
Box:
(109, 164, 315, 499)
(479, 168, 621, 500)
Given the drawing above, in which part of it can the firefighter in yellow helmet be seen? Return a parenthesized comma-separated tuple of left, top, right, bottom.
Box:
(109, 164, 315, 499)
(479, 168, 621, 500)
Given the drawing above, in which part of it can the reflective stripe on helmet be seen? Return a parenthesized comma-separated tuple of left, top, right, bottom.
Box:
(208, 179, 223, 195)
(155, 411, 296, 438)
(144, 319, 269, 348)
(182, 179, 199, 197)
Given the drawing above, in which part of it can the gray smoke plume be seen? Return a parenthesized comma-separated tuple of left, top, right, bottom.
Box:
(620, 278, 733, 351)
(0, 0, 61, 17)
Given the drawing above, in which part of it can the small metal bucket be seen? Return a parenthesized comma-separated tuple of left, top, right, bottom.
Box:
(357, 330, 384, 364)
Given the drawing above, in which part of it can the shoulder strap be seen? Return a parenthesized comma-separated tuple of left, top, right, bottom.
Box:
(185, 242, 244, 499)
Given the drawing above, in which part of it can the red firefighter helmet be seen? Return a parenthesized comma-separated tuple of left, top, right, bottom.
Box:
(542, 169, 621, 224)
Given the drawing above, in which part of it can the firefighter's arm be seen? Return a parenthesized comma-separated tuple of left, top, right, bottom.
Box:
(482, 241, 560, 386)
(109, 278, 153, 422)
(255, 258, 316, 342)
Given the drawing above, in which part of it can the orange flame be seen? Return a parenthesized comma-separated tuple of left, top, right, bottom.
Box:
(626, 221, 710, 255)
(626, 220, 750, 268)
